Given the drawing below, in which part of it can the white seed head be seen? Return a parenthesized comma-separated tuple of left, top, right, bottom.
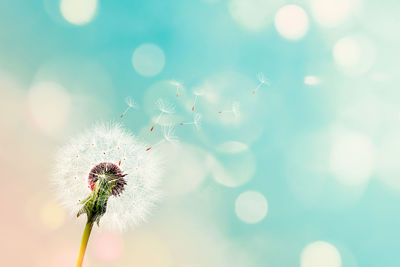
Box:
(162, 124, 179, 145)
(156, 98, 175, 114)
(169, 80, 184, 89)
(125, 97, 139, 109)
(193, 113, 202, 130)
(257, 72, 265, 83)
(52, 122, 162, 231)
(257, 72, 270, 86)
(232, 101, 240, 117)
(193, 89, 205, 96)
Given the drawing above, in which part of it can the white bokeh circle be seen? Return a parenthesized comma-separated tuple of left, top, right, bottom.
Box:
(304, 76, 321, 85)
(377, 128, 400, 191)
(329, 129, 375, 186)
(132, 43, 166, 77)
(210, 149, 256, 188)
(235, 191, 268, 223)
(301, 241, 342, 267)
(274, 5, 309, 40)
(229, 0, 284, 31)
(40, 202, 65, 230)
(284, 126, 370, 210)
(60, 0, 98, 25)
(216, 141, 248, 154)
(159, 143, 211, 196)
(28, 81, 71, 135)
(309, 0, 353, 28)
(333, 35, 376, 76)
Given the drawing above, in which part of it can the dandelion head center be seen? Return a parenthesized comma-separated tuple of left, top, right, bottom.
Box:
(88, 162, 127, 196)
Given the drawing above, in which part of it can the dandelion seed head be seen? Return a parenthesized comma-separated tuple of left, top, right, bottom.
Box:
(156, 98, 175, 114)
(193, 89, 205, 96)
(163, 124, 179, 145)
(232, 101, 240, 117)
(88, 162, 127, 196)
(53, 122, 162, 231)
(193, 113, 202, 130)
(257, 72, 265, 83)
(169, 80, 184, 89)
(257, 72, 271, 86)
(125, 97, 139, 109)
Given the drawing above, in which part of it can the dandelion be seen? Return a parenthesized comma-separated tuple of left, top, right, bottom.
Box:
(191, 90, 204, 111)
(120, 97, 138, 118)
(252, 72, 270, 95)
(162, 124, 179, 145)
(180, 113, 202, 130)
(53, 123, 161, 267)
(145, 124, 179, 151)
(218, 101, 240, 118)
(169, 80, 184, 97)
(150, 99, 175, 132)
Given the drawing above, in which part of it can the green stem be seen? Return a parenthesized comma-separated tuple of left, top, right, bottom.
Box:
(76, 221, 94, 267)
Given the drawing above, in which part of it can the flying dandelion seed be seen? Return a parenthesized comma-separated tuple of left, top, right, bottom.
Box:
(232, 102, 240, 117)
(120, 97, 138, 118)
(146, 124, 179, 152)
(191, 90, 204, 111)
(53, 123, 161, 267)
(180, 113, 202, 130)
(150, 98, 175, 132)
(252, 72, 270, 95)
(169, 80, 184, 97)
(218, 101, 240, 118)
(162, 124, 179, 145)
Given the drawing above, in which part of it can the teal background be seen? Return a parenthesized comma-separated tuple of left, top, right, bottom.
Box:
(1, 1, 400, 267)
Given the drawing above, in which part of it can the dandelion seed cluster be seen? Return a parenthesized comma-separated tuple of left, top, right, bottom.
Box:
(53, 123, 161, 231)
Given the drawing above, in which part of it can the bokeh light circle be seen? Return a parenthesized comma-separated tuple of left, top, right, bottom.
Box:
(28, 81, 71, 135)
(229, 0, 283, 31)
(60, 0, 98, 25)
(285, 127, 369, 209)
(333, 35, 376, 76)
(304, 76, 321, 85)
(333, 37, 360, 68)
(235, 191, 268, 223)
(336, 91, 395, 137)
(301, 241, 342, 267)
(309, 0, 352, 28)
(210, 148, 256, 187)
(329, 129, 375, 186)
(132, 43, 165, 77)
(216, 141, 248, 154)
(159, 143, 212, 195)
(40, 202, 65, 230)
(274, 5, 309, 40)
(377, 128, 400, 191)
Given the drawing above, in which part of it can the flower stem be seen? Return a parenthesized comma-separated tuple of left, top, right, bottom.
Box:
(76, 220, 94, 267)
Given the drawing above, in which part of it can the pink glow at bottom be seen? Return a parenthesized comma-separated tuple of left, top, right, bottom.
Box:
(52, 247, 78, 267)
(93, 232, 124, 262)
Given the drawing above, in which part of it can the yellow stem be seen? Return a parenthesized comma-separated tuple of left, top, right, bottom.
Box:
(75, 221, 93, 267)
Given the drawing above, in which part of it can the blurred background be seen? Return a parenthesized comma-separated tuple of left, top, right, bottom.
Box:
(1, 0, 400, 266)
